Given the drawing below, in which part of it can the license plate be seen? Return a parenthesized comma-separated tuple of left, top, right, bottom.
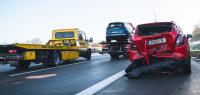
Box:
(148, 38, 166, 46)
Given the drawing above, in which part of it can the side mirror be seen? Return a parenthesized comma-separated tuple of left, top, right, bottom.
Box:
(89, 37, 93, 43)
(187, 34, 192, 39)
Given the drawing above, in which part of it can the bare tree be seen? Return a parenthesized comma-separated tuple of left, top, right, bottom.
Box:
(191, 20, 200, 42)
(190, 20, 200, 49)
(25, 38, 43, 44)
(30, 38, 43, 44)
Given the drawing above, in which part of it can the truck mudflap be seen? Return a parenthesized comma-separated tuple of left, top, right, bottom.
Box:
(125, 59, 182, 78)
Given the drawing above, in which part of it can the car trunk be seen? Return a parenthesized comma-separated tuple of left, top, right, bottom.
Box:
(134, 24, 177, 64)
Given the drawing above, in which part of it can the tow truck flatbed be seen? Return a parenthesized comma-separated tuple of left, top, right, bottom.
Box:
(0, 28, 93, 69)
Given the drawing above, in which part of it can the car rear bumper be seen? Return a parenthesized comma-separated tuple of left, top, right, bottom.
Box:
(128, 44, 189, 63)
(125, 59, 185, 78)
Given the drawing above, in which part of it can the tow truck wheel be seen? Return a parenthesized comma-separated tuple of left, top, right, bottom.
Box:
(52, 51, 61, 66)
(86, 49, 91, 60)
(183, 55, 191, 74)
(106, 38, 111, 42)
(15, 61, 30, 69)
(110, 54, 119, 59)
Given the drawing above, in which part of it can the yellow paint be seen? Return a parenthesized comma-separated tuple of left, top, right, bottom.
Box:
(12, 28, 89, 62)
(61, 51, 79, 60)
(24, 51, 36, 60)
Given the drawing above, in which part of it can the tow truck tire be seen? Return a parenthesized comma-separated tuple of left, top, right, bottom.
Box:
(110, 54, 119, 59)
(15, 61, 30, 69)
(86, 49, 91, 60)
(106, 38, 111, 42)
(51, 51, 61, 66)
(183, 55, 191, 74)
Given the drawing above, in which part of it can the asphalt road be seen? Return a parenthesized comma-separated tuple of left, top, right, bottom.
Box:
(0, 53, 129, 95)
(1, 54, 200, 95)
(97, 57, 200, 95)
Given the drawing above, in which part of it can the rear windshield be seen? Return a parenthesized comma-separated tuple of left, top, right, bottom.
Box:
(107, 23, 124, 29)
(137, 25, 172, 36)
(55, 32, 74, 38)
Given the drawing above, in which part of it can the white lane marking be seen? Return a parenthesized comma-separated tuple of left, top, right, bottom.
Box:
(9, 61, 88, 77)
(92, 53, 102, 57)
(76, 70, 125, 95)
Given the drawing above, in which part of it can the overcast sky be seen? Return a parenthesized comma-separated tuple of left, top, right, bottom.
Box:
(0, 0, 200, 43)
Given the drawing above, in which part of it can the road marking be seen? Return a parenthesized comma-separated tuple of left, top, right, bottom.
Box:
(92, 53, 102, 57)
(9, 61, 88, 77)
(76, 70, 125, 95)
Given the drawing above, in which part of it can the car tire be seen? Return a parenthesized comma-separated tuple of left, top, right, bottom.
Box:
(124, 73, 141, 80)
(183, 55, 191, 74)
(125, 61, 139, 73)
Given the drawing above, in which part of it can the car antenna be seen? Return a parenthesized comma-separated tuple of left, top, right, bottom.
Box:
(154, 12, 157, 23)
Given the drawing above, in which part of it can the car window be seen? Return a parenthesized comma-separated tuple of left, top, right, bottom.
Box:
(55, 32, 74, 38)
(107, 23, 124, 29)
(137, 25, 172, 36)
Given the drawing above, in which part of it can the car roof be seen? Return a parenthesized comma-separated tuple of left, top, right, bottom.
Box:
(137, 21, 175, 27)
(108, 22, 127, 24)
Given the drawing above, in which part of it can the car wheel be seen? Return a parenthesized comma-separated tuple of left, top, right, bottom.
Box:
(183, 55, 191, 74)
(125, 62, 139, 73)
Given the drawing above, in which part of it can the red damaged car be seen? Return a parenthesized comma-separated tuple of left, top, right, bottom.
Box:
(125, 21, 192, 79)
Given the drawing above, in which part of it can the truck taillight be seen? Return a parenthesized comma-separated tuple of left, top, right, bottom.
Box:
(8, 50, 17, 54)
(175, 35, 184, 46)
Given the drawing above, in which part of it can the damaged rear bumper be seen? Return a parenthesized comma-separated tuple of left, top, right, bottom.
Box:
(125, 59, 184, 78)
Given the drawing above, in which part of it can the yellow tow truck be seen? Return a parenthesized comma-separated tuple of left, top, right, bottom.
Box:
(0, 28, 93, 69)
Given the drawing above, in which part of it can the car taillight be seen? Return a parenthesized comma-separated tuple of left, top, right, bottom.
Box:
(175, 35, 184, 46)
(8, 50, 17, 54)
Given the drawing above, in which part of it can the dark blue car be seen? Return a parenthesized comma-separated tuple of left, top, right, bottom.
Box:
(106, 22, 134, 42)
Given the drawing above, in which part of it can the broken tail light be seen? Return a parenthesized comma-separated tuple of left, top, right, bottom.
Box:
(175, 34, 184, 46)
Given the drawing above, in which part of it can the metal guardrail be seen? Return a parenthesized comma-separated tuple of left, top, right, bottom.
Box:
(190, 50, 200, 57)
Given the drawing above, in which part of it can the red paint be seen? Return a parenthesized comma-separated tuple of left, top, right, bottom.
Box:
(128, 21, 190, 64)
